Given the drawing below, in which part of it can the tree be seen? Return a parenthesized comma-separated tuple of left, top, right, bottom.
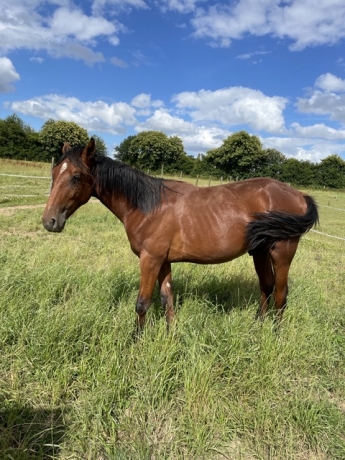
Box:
(317, 155, 345, 188)
(205, 131, 265, 179)
(279, 158, 317, 186)
(114, 135, 136, 162)
(177, 154, 197, 175)
(25, 128, 46, 161)
(261, 148, 287, 179)
(0, 114, 39, 159)
(0, 114, 46, 160)
(40, 120, 89, 159)
(162, 135, 187, 173)
(114, 131, 186, 171)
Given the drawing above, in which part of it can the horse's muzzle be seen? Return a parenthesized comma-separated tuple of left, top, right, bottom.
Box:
(42, 212, 66, 233)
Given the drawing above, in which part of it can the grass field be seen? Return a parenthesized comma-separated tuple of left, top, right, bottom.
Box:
(1, 159, 345, 459)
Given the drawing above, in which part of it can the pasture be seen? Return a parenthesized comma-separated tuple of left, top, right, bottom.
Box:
(1, 158, 345, 459)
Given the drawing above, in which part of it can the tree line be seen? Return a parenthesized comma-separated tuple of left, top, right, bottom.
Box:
(1, 114, 345, 189)
(0, 114, 107, 162)
(115, 130, 345, 189)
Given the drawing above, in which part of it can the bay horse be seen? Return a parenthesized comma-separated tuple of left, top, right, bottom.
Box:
(42, 138, 318, 329)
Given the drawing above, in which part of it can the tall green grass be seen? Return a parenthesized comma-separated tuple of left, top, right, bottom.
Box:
(1, 167, 345, 459)
(0, 158, 51, 207)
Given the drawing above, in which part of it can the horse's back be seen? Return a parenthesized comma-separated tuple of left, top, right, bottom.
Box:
(165, 177, 307, 215)
(222, 177, 307, 214)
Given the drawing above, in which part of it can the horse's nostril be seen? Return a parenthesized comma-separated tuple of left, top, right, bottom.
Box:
(42, 213, 65, 233)
(42, 215, 58, 232)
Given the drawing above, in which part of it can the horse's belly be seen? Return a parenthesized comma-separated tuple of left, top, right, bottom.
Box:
(167, 231, 247, 264)
(168, 251, 247, 264)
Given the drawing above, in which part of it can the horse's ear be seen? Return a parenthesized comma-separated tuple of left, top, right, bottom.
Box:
(62, 142, 71, 154)
(81, 138, 96, 166)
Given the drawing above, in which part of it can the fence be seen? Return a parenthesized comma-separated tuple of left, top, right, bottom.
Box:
(1, 172, 345, 242)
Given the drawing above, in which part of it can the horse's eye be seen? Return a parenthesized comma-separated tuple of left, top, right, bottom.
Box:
(72, 174, 81, 184)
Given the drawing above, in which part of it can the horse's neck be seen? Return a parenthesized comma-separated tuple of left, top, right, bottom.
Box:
(93, 187, 138, 224)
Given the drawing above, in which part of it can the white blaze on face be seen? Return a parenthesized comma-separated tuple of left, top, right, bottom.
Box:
(59, 162, 68, 176)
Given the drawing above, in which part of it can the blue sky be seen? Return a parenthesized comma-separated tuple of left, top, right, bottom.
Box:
(1, 0, 345, 161)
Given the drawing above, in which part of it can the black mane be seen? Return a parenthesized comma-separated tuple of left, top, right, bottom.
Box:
(57, 146, 167, 214)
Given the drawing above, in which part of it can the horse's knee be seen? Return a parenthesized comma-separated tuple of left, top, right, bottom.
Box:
(274, 283, 289, 313)
(136, 297, 149, 316)
(160, 292, 168, 307)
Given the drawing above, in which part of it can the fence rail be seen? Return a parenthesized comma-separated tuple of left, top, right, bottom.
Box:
(0, 173, 50, 179)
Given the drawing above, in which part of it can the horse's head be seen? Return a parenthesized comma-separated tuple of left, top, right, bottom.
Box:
(42, 138, 96, 232)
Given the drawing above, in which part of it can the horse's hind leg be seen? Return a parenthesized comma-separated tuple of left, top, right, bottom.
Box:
(270, 238, 300, 323)
(253, 250, 275, 319)
(158, 262, 174, 329)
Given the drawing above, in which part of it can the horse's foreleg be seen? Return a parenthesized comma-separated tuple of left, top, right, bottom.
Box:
(253, 251, 275, 319)
(158, 262, 174, 329)
(136, 253, 163, 331)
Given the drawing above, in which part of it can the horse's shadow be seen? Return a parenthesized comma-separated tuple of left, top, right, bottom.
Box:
(0, 399, 66, 460)
(109, 265, 260, 316)
(150, 271, 259, 318)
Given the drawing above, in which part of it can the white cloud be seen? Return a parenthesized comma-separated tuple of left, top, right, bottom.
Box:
(158, 0, 202, 14)
(263, 136, 344, 162)
(192, 1, 270, 45)
(315, 73, 345, 92)
(137, 108, 227, 153)
(190, 0, 345, 50)
(297, 73, 345, 124)
(236, 50, 270, 61)
(297, 91, 330, 116)
(131, 93, 151, 109)
(110, 56, 128, 68)
(291, 122, 345, 140)
(180, 126, 228, 153)
(131, 93, 163, 109)
(49, 43, 106, 63)
(30, 56, 44, 63)
(0, 57, 20, 93)
(0, 1, 125, 63)
(49, 7, 117, 42)
(92, 0, 148, 15)
(209, 38, 231, 48)
(138, 108, 194, 132)
(173, 87, 287, 133)
(7, 94, 137, 134)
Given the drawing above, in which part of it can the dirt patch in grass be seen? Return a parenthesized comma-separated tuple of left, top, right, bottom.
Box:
(0, 229, 43, 238)
(0, 204, 45, 216)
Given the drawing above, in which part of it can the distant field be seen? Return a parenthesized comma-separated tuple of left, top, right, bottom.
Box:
(1, 159, 345, 459)
(0, 157, 237, 208)
(0, 158, 51, 207)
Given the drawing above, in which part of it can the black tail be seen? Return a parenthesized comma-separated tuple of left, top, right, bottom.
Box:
(246, 195, 319, 255)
